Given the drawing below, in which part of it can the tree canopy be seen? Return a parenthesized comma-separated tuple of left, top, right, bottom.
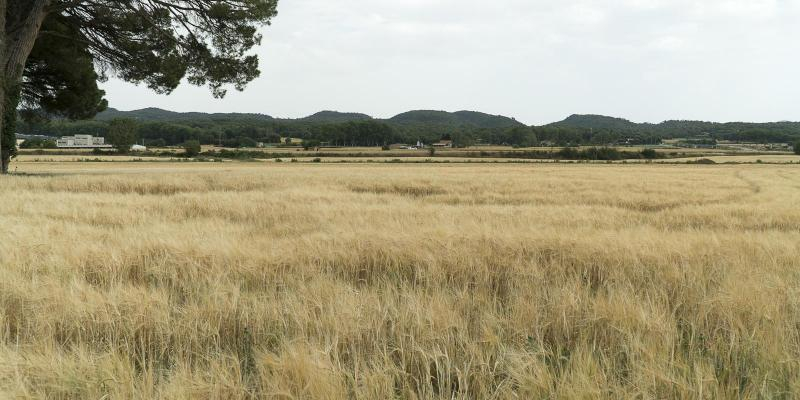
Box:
(107, 118, 138, 153)
(0, 0, 279, 172)
(22, 13, 107, 120)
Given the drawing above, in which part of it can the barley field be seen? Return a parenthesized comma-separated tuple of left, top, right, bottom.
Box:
(1, 162, 799, 399)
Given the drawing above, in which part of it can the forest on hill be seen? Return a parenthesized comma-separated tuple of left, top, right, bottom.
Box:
(552, 114, 800, 144)
(17, 108, 800, 148)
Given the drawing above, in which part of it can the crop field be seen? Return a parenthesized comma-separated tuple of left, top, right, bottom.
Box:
(1, 162, 799, 398)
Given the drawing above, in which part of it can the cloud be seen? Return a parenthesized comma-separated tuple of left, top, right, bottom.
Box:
(102, 0, 800, 124)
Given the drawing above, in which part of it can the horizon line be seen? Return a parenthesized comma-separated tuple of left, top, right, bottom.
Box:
(101, 106, 800, 126)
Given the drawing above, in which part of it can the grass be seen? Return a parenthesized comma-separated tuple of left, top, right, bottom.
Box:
(1, 162, 799, 398)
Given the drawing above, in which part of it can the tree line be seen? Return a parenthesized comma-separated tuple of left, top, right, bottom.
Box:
(19, 113, 800, 150)
(0, 1, 278, 173)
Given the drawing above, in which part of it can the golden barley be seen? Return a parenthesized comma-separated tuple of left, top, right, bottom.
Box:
(1, 162, 799, 399)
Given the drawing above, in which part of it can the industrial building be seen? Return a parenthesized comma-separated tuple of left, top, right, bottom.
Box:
(56, 135, 112, 148)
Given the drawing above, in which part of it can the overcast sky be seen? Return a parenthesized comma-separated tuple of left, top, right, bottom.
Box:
(101, 0, 800, 125)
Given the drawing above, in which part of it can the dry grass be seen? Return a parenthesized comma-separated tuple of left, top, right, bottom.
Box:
(1, 162, 799, 399)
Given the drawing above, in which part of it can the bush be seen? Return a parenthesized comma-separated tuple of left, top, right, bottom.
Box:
(557, 147, 623, 160)
(794, 141, 800, 155)
(585, 147, 622, 160)
(19, 139, 37, 149)
(216, 149, 262, 160)
(556, 147, 579, 159)
(237, 137, 258, 148)
(381, 145, 391, 151)
(302, 139, 321, 150)
(183, 140, 202, 157)
(20, 138, 57, 149)
(641, 148, 658, 159)
(263, 133, 282, 144)
(147, 138, 167, 147)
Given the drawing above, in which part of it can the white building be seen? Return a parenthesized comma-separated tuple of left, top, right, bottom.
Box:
(56, 135, 111, 148)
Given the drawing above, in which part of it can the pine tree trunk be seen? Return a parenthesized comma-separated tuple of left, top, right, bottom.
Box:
(0, 84, 6, 174)
(0, 0, 6, 174)
(2, 86, 20, 174)
(0, 0, 51, 174)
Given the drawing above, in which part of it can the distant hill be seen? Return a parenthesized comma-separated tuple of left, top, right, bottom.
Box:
(389, 110, 523, 128)
(88, 108, 800, 144)
(95, 107, 524, 129)
(550, 113, 800, 133)
(452, 111, 525, 129)
(96, 107, 274, 122)
(548, 114, 646, 131)
(21, 106, 800, 148)
(299, 111, 372, 123)
(543, 114, 800, 143)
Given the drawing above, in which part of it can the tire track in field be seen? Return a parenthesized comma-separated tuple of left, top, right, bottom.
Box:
(372, 170, 768, 213)
(774, 170, 800, 190)
(734, 170, 762, 194)
(609, 170, 762, 213)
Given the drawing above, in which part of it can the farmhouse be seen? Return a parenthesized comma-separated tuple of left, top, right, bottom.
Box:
(56, 135, 112, 148)
(432, 139, 453, 148)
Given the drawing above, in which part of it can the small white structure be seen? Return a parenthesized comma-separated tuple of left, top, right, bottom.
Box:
(432, 140, 453, 148)
(56, 135, 111, 148)
(130, 144, 147, 152)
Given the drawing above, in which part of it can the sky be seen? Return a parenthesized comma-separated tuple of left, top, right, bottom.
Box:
(100, 0, 800, 125)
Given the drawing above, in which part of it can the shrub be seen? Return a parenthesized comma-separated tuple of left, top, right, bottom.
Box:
(237, 137, 258, 148)
(20, 138, 57, 149)
(556, 147, 580, 159)
(263, 133, 282, 144)
(794, 141, 800, 155)
(641, 148, 658, 159)
(183, 140, 202, 157)
(302, 139, 321, 150)
(148, 138, 167, 147)
(556, 147, 624, 161)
